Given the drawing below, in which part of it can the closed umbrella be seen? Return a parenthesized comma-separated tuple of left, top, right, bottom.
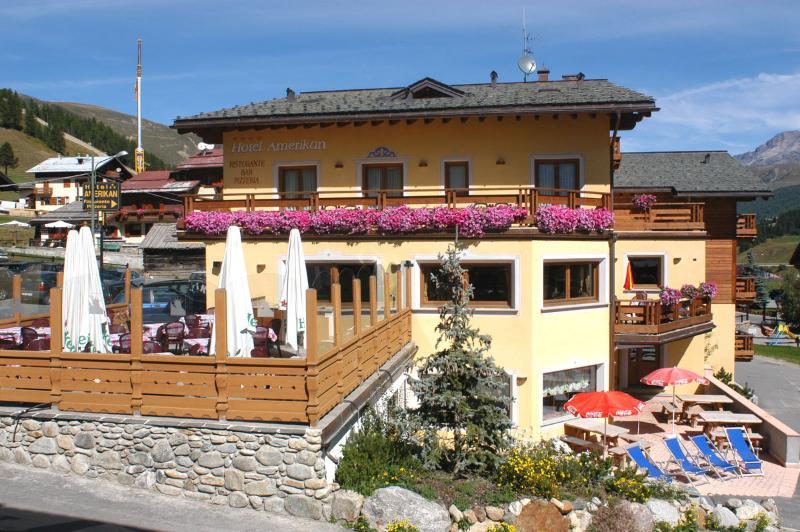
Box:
(210, 226, 255, 357)
(279, 228, 309, 354)
(61, 229, 83, 351)
(564, 390, 647, 451)
(641, 366, 708, 433)
(79, 226, 111, 352)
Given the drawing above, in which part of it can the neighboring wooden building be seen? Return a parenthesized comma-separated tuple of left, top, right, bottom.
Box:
(140, 222, 204, 279)
(172, 146, 223, 194)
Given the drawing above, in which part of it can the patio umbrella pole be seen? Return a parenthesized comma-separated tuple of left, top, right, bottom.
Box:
(672, 384, 676, 434)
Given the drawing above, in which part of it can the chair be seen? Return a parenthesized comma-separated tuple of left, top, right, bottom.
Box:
(188, 339, 210, 356)
(110, 323, 128, 334)
(26, 338, 50, 351)
(20, 327, 38, 350)
(30, 318, 49, 327)
(0, 336, 17, 350)
(626, 444, 672, 483)
(267, 319, 283, 357)
(689, 434, 738, 479)
(142, 340, 162, 354)
(116, 333, 132, 354)
(663, 436, 709, 486)
(186, 327, 210, 339)
(184, 314, 201, 329)
(725, 427, 764, 476)
(250, 347, 269, 358)
(162, 322, 186, 354)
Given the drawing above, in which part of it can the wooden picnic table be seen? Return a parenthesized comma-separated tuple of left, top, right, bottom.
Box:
(565, 418, 630, 447)
(697, 411, 761, 435)
(677, 394, 733, 411)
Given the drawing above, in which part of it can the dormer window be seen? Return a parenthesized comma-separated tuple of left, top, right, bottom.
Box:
(390, 77, 465, 100)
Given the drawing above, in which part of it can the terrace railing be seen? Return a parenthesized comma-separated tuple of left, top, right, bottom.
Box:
(736, 277, 756, 301)
(737, 214, 757, 239)
(735, 332, 755, 361)
(0, 268, 413, 427)
(614, 297, 713, 335)
(614, 201, 705, 232)
(183, 185, 610, 225)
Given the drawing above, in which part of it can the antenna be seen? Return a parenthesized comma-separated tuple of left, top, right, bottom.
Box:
(517, 7, 537, 82)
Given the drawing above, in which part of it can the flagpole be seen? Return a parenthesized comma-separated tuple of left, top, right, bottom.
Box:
(135, 39, 144, 173)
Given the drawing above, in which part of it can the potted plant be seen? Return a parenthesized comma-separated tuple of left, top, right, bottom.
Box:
(699, 281, 717, 301)
(659, 287, 682, 320)
(680, 283, 699, 300)
(632, 193, 657, 215)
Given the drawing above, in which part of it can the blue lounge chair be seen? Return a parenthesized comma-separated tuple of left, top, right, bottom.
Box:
(725, 427, 764, 476)
(689, 434, 738, 479)
(626, 444, 672, 483)
(663, 436, 709, 486)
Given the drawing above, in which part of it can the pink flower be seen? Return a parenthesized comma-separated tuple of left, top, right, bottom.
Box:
(699, 282, 717, 298)
(633, 194, 657, 212)
(659, 287, 682, 307)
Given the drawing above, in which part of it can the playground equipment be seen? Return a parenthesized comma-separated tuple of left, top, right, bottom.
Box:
(765, 323, 799, 345)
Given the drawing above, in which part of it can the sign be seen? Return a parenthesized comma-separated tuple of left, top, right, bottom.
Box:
(84, 182, 120, 211)
(230, 140, 326, 153)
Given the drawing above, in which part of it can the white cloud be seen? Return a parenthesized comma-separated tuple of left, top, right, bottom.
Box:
(625, 71, 800, 153)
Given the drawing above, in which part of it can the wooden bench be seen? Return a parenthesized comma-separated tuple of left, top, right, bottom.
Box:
(685, 405, 706, 426)
(560, 435, 604, 453)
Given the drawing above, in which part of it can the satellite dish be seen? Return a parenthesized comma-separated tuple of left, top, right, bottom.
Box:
(197, 142, 208, 151)
(205, 144, 215, 150)
(517, 54, 537, 75)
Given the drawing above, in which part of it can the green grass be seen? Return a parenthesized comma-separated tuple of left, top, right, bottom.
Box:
(738, 235, 800, 265)
(754, 344, 800, 364)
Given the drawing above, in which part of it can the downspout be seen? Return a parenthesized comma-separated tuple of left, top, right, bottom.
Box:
(609, 112, 620, 390)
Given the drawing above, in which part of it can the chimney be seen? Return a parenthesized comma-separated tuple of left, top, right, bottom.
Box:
(286, 88, 296, 102)
(490, 70, 498, 88)
(703, 153, 711, 164)
(537, 66, 550, 82)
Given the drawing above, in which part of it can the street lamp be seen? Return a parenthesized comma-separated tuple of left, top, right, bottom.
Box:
(90, 151, 127, 271)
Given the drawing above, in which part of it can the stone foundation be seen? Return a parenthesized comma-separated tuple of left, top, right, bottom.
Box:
(0, 412, 334, 520)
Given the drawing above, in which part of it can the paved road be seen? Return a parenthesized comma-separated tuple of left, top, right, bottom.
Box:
(0, 462, 343, 532)
(737, 356, 800, 529)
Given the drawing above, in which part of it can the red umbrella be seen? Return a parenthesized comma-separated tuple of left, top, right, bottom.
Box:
(641, 366, 708, 432)
(564, 391, 646, 451)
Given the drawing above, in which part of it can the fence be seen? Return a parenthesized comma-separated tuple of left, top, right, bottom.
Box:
(614, 297, 713, 334)
(614, 201, 705, 232)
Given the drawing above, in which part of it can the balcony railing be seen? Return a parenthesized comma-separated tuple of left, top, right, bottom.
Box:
(736, 277, 756, 301)
(183, 186, 610, 223)
(737, 214, 757, 239)
(614, 201, 705, 232)
(614, 298, 714, 342)
(117, 205, 183, 220)
(735, 332, 755, 361)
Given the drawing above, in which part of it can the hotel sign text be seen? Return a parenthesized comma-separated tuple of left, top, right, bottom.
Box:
(231, 140, 326, 153)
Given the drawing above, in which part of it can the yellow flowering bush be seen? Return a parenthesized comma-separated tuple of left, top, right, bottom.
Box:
(386, 518, 419, 532)
(487, 524, 516, 532)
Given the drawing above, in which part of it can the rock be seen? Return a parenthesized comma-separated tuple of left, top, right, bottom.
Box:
(264, 496, 285, 514)
(229, 491, 249, 508)
(619, 501, 653, 532)
(286, 463, 314, 481)
(41, 422, 59, 438)
(245, 479, 277, 496)
(449, 504, 464, 523)
(727, 498, 743, 509)
(29, 437, 58, 455)
(155, 484, 183, 497)
(224, 469, 244, 491)
(198, 451, 224, 469)
(712, 505, 740, 529)
(55, 434, 74, 451)
(502, 511, 516, 526)
(168, 432, 188, 446)
(52, 455, 71, 473)
(362, 486, 450, 532)
(516, 500, 569, 532)
(287, 438, 307, 451)
(21, 420, 40, 431)
(473, 506, 487, 522)
(32, 454, 50, 468)
(14, 448, 31, 465)
(332, 490, 364, 523)
(760, 498, 778, 514)
(569, 509, 593, 532)
(134, 471, 157, 490)
(74, 432, 94, 449)
(128, 452, 154, 467)
(71, 454, 90, 475)
(255, 448, 282, 466)
(508, 501, 524, 516)
(232, 455, 258, 472)
(549, 498, 572, 515)
(736, 499, 764, 521)
(485, 506, 504, 521)
(463, 509, 478, 524)
(284, 494, 323, 520)
(698, 496, 715, 512)
(646, 499, 680, 526)
(0, 447, 14, 462)
(151, 439, 174, 463)
(173, 444, 190, 457)
(91, 451, 122, 470)
(304, 478, 326, 490)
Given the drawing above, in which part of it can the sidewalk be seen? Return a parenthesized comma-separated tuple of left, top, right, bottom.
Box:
(0, 462, 342, 531)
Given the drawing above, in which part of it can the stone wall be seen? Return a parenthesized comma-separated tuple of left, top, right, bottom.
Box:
(0, 414, 333, 521)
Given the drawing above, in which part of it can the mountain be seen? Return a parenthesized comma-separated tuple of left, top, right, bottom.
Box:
(49, 101, 199, 167)
(735, 130, 800, 189)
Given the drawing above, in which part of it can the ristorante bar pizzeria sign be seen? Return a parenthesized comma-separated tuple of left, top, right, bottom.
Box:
(231, 140, 326, 153)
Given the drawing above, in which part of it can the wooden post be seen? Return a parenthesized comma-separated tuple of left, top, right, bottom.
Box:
(332, 283, 344, 399)
(352, 279, 363, 381)
(124, 268, 131, 304)
(49, 287, 63, 411)
(405, 265, 412, 310)
(12, 274, 21, 302)
(330, 266, 340, 285)
(130, 288, 143, 415)
(383, 272, 391, 319)
(56, 271, 64, 289)
(214, 288, 229, 421)
(369, 275, 377, 327)
(396, 269, 403, 311)
(305, 288, 320, 426)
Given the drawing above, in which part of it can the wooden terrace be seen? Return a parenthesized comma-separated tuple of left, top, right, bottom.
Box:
(614, 298, 714, 345)
(736, 277, 756, 301)
(735, 332, 755, 361)
(613, 201, 705, 232)
(737, 214, 757, 239)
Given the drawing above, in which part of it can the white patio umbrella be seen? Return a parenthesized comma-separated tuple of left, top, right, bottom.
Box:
(210, 226, 255, 357)
(279, 228, 309, 353)
(79, 226, 111, 352)
(44, 220, 74, 228)
(61, 229, 84, 352)
(0, 220, 30, 227)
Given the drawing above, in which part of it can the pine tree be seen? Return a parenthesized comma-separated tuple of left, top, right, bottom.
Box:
(0, 142, 18, 174)
(410, 242, 511, 476)
(23, 107, 40, 138)
(45, 124, 65, 153)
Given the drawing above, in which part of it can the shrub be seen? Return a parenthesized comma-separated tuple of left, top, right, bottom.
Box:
(603, 466, 650, 503)
(386, 519, 419, 532)
(335, 408, 422, 496)
(487, 524, 516, 532)
(714, 367, 756, 400)
(589, 499, 642, 532)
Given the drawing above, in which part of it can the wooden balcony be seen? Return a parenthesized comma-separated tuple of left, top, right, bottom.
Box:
(614, 202, 705, 232)
(183, 185, 610, 224)
(736, 277, 756, 301)
(735, 332, 755, 361)
(737, 214, 757, 239)
(116, 204, 183, 221)
(614, 298, 714, 345)
(0, 270, 412, 427)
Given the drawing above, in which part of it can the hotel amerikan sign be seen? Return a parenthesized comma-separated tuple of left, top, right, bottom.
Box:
(84, 182, 120, 210)
(231, 140, 326, 153)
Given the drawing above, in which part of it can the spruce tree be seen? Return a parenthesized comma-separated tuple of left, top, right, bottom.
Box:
(23, 107, 40, 138)
(411, 242, 511, 476)
(0, 142, 18, 174)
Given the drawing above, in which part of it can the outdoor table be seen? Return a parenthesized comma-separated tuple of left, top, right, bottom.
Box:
(0, 326, 51, 344)
(182, 338, 210, 355)
(677, 394, 733, 411)
(564, 418, 630, 447)
(697, 411, 762, 435)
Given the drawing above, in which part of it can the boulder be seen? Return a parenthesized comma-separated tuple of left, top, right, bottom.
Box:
(332, 490, 365, 523)
(711, 505, 740, 529)
(507, 500, 524, 516)
(485, 506, 504, 521)
(362, 486, 451, 532)
(473, 506, 487, 522)
(29, 437, 58, 455)
(449, 504, 464, 523)
(515, 499, 569, 532)
(463, 509, 478, 524)
(735, 499, 764, 521)
(284, 494, 323, 520)
(549, 498, 572, 515)
(646, 498, 680, 526)
(727, 498, 743, 509)
(619, 501, 654, 532)
(71, 454, 90, 475)
(74, 432, 94, 449)
(568, 509, 593, 532)
(151, 439, 174, 463)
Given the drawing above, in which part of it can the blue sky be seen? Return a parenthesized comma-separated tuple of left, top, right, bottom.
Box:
(1, 0, 799, 154)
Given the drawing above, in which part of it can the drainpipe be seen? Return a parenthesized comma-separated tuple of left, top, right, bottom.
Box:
(609, 112, 620, 390)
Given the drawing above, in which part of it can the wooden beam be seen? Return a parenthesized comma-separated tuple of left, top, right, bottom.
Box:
(130, 287, 143, 415)
(332, 283, 342, 346)
(56, 271, 63, 289)
(383, 272, 391, 318)
(49, 287, 63, 410)
(424, 118, 434, 125)
(552, 114, 559, 120)
(303, 123, 317, 129)
(405, 265, 412, 310)
(124, 268, 131, 304)
(370, 120, 384, 127)
(319, 122, 334, 128)
(388, 119, 401, 126)
(406, 119, 417, 125)
(305, 288, 320, 425)
(336, 122, 351, 128)
(214, 288, 228, 421)
(354, 121, 367, 127)
(570, 113, 578, 120)
(12, 274, 21, 301)
(442, 117, 451, 124)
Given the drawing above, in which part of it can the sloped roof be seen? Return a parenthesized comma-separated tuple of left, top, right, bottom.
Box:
(140, 223, 204, 250)
(174, 77, 656, 136)
(175, 147, 223, 170)
(30, 201, 91, 224)
(27, 154, 122, 174)
(0, 170, 16, 190)
(615, 151, 772, 197)
(121, 171, 199, 194)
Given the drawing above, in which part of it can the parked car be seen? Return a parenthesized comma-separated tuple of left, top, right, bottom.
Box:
(140, 280, 206, 323)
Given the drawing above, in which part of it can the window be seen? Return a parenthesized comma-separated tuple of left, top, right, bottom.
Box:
(627, 256, 662, 289)
(444, 161, 469, 196)
(279, 166, 317, 199)
(543, 365, 598, 422)
(362, 164, 403, 198)
(534, 159, 579, 195)
(125, 224, 142, 237)
(420, 262, 513, 308)
(543, 262, 599, 305)
(306, 262, 376, 303)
